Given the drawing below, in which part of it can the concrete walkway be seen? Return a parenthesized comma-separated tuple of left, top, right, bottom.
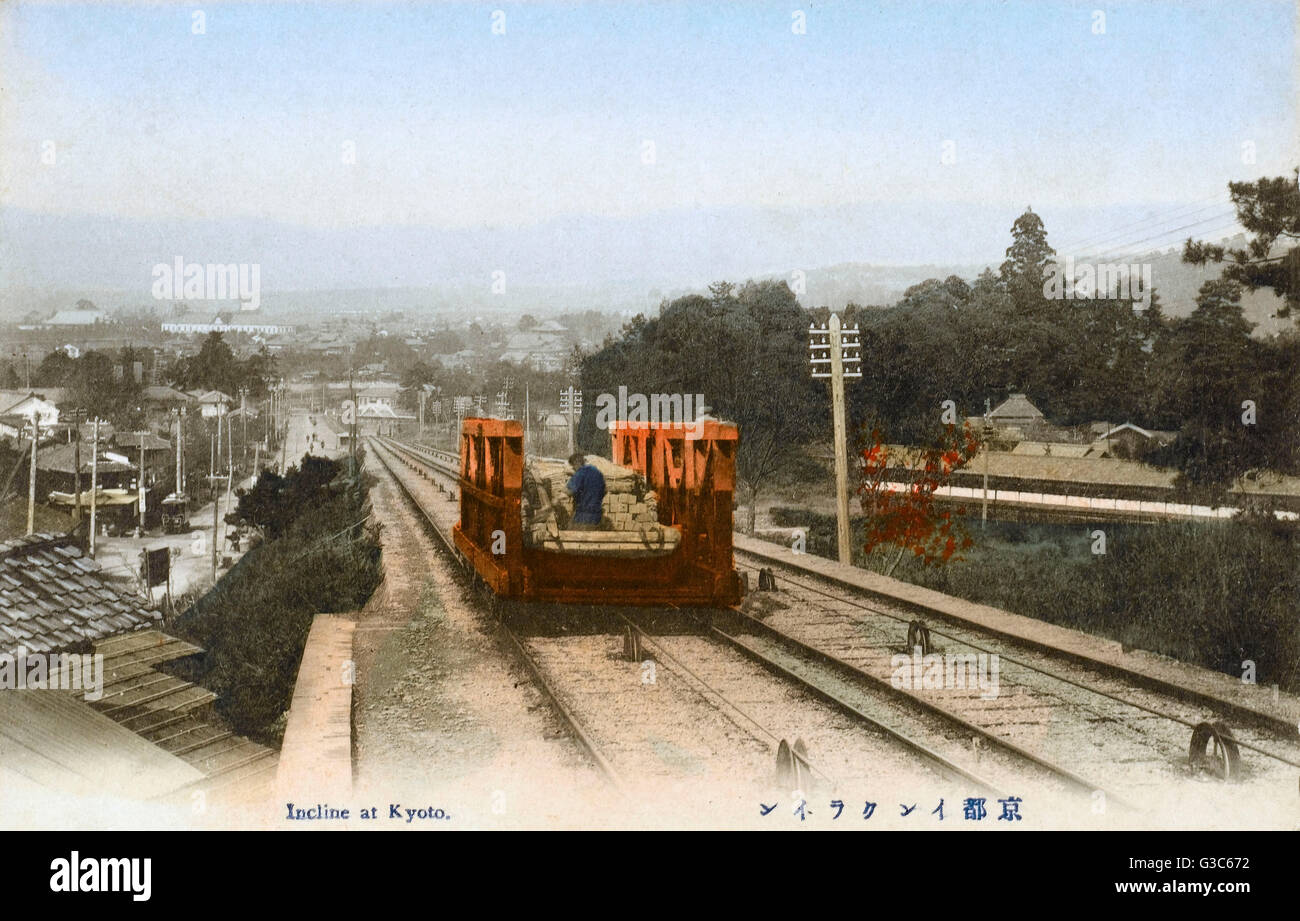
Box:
(275, 614, 357, 803)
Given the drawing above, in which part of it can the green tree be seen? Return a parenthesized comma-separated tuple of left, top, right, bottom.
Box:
(35, 351, 76, 387)
(1154, 280, 1262, 497)
(999, 208, 1056, 312)
(1184, 169, 1300, 317)
(187, 333, 239, 394)
(579, 280, 818, 531)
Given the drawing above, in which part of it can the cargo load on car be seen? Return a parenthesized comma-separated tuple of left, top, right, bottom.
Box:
(520, 456, 680, 557)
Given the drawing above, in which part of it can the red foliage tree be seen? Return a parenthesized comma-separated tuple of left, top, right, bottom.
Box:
(857, 422, 982, 576)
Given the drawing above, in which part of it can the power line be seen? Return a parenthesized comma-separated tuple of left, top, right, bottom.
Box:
(1089, 216, 1243, 261)
(1053, 194, 1233, 253)
(1074, 210, 1237, 257)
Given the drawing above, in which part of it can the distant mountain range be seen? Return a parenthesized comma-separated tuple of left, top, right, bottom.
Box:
(1, 205, 1289, 335)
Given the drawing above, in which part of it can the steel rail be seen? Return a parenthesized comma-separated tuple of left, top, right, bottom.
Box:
(735, 553, 1300, 771)
(713, 603, 1133, 808)
(366, 436, 626, 792)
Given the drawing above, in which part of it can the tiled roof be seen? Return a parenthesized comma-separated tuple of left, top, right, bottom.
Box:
(0, 389, 69, 413)
(0, 690, 203, 799)
(46, 310, 107, 325)
(989, 393, 1045, 422)
(113, 432, 172, 451)
(35, 442, 134, 475)
(0, 533, 163, 657)
(141, 385, 194, 404)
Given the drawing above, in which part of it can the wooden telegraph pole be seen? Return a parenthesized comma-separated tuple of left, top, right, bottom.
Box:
(26, 414, 38, 535)
(349, 372, 357, 475)
(224, 409, 234, 523)
(810, 313, 862, 565)
(215, 397, 223, 469)
(560, 385, 581, 455)
(71, 409, 84, 523)
(175, 408, 184, 495)
(89, 419, 100, 557)
(239, 387, 249, 469)
(209, 420, 225, 584)
(279, 384, 289, 475)
(982, 398, 992, 530)
(212, 476, 220, 584)
(137, 431, 147, 533)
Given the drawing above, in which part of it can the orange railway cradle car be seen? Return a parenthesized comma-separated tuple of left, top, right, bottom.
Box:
(451, 417, 744, 607)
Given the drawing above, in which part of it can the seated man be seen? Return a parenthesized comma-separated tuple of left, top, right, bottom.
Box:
(565, 452, 606, 530)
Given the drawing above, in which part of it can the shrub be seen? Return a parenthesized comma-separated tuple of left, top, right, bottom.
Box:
(172, 459, 381, 743)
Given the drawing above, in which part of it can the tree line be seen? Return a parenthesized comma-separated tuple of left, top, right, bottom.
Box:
(578, 171, 1300, 511)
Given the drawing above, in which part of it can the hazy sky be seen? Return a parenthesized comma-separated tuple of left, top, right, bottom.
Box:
(1, 0, 1296, 286)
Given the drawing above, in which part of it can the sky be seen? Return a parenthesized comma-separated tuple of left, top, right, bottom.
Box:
(0, 0, 1296, 290)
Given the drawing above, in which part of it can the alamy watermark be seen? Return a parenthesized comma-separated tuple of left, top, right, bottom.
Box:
(151, 257, 261, 310)
(50, 852, 151, 901)
(891, 649, 1000, 699)
(1042, 257, 1152, 308)
(0, 647, 104, 701)
(594, 386, 707, 439)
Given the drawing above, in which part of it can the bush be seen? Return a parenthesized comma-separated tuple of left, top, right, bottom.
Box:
(172, 460, 381, 743)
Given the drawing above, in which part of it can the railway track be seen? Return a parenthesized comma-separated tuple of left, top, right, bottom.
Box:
(374, 441, 1062, 798)
(370, 436, 1300, 826)
(372, 437, 917, 800)
(732, 550, 1300, 824)
(365, 436, 624, 791)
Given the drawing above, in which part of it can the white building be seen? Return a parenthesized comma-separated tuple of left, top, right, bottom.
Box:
(162, 315, 294, 336)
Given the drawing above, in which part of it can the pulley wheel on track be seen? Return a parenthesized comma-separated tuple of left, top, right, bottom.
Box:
(1189, 721, 1241, 781)
(775, 739, 795, 789)
(907, 620, 933, 656)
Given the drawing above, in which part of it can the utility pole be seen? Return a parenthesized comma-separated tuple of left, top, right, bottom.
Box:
(26, 414, 38, 535)
(209, 423, 224, 583)
(137, 431, 147, 533)
(810, 313, 862, 566)
(560, 385, 582, 455)
(524, 384, 531, 454)
(349, 370, 357, 476)
(239, 387, 249, 470)
(211, 478, 220, 583)
(223, 412, 234, 542)
(982, 398, 992, 530)
(71, 409, 84, 523)
(279, 423, 288, 475)
(175, 408, 184, 495)
(89, 419, 99, 557)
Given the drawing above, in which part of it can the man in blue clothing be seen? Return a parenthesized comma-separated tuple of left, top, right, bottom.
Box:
(565, 452, 606, 530)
